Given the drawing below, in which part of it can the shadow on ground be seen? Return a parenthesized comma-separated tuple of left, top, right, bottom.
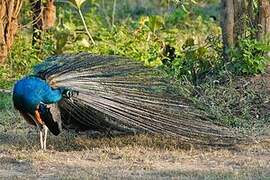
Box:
(0, 129, 207, 152)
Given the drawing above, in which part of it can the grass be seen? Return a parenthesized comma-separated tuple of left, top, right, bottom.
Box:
(0, 128, 270, 179)
(0, 93, 19, 130)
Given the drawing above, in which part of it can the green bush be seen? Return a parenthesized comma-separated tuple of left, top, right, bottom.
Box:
(228, 38, 270, 75)
(0, 32, 55, 88)
(161, 36, 222, 83)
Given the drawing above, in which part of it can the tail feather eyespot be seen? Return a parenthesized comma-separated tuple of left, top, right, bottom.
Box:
(63, 89, 79, 99)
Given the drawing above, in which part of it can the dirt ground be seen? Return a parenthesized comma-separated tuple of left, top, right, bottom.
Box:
(0, 129, 270, 179)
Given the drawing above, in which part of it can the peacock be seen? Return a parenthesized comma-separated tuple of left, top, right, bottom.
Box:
(12, 53, 237, 150)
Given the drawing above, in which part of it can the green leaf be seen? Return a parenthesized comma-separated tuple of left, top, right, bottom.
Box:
(197, 47, 207, 57)
(68, 0, 86, 9)
(146, 16, 165, 33)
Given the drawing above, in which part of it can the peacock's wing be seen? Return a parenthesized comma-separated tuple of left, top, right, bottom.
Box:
(39, 103, 62, 136)
(33, 53, 238, 145)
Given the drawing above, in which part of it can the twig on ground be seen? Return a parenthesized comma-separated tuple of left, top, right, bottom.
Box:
(0, 89, 11, 94)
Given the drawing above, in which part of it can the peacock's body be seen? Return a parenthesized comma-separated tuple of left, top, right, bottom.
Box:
(13, 53, 237, 149)
(13, 76, 62, 114)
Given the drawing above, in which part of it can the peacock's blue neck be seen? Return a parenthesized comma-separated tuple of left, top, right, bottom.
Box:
(13, 76, 63, 114)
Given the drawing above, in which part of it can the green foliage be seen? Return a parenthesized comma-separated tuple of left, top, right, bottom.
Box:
(0, 32, 54, 88)
(61, 0, 96, 45)
(0, 93, 11, 110)
(67, 0, 86, 9)
(162, 36, 222, 83)
(229, 38, 270, 75)
(142, 15, 165, 34)
(165, 9, 189, 25)
(0, 93, 17, 128)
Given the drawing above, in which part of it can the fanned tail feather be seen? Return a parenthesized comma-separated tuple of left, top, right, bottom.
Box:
(34, 53, 240, 146)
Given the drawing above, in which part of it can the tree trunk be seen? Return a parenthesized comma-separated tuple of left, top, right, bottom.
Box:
(0, 0, 23, 63)
(247, 1, 255, 27)
(31, 0, 43, 46)
(234, 0, 246, 41)
(43, 0, 56, 30)
(220, 0, 235, 61)
(256, 0, 270, 40)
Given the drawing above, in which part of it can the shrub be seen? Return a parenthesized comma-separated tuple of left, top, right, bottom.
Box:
(228, 38, 270, 75)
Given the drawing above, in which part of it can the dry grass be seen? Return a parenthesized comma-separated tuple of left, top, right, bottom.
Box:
(0, 127, 270, 179)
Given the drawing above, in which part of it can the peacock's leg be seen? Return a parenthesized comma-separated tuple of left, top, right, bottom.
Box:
(39, 126, 48, 150)
(34, 109, 47, 150)
(39, 129, 44, 149)
(43, 126, 48, 150)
